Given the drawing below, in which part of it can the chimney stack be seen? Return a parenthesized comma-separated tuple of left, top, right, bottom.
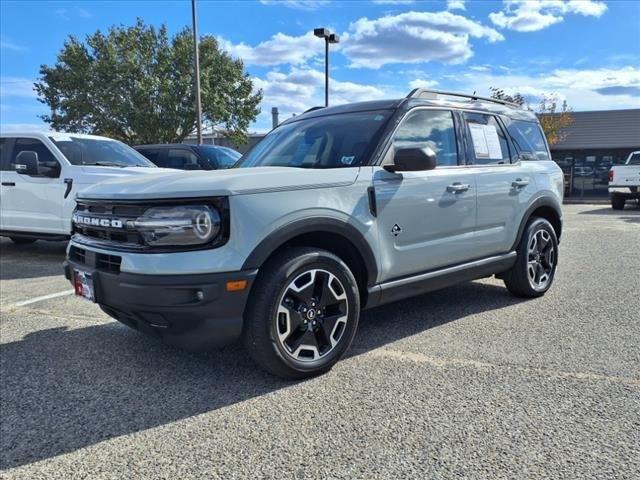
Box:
(271, 107, 279, 129)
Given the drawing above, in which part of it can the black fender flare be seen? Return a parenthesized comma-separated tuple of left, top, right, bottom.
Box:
(512, 195, 563, 250)
(242, 217, 379, 287)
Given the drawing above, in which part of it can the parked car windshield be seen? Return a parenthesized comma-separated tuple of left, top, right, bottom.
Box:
(50, 136, 155, 167)
(199, 146, 241, 169)
(236, 110, 391, 169)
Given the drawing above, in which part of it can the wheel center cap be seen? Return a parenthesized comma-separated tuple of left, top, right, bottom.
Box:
(306, 309, 316, 320)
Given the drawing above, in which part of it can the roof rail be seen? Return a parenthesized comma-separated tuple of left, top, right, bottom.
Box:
(406, 88, 521, 108)
(304, 106, 325, 113)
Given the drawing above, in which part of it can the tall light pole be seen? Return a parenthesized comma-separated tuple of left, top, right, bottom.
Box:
(314, 28, 339, 107)
(192, 0, 203, 144)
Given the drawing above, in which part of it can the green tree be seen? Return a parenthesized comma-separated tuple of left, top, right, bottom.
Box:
(490, 87, 573, 147)
(35, 19, 262, 145)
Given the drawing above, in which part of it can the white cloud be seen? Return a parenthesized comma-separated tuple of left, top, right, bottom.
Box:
(341, 11, 504, 69)
(0, 77, 37, 98)
(251, 67, 387, 130)
(0, 123, 49, 133)
(0, 40, 27, 52)
(259, 0, 330, 10)
(408, 78, 439, 89)
(446, 0, 466, 11)
(218, 31, 323, 66)
(440, 66, 640, 110)
(489, 0, 607, 32)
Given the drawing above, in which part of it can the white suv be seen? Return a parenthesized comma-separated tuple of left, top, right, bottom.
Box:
(0, 132, 166, 243)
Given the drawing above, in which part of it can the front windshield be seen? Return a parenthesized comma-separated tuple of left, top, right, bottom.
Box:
(236, 110, 391, 169)
(50, 136, 155, 167)
(200, 146, 241, 169)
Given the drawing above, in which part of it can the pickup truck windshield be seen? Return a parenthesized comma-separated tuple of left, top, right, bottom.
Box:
(628, 153, 640, 165)
(236, 110, 391, 169)
(50, 136, 155, 167)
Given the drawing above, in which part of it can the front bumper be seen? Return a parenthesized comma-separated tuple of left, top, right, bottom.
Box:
(64, 259, 257, 350)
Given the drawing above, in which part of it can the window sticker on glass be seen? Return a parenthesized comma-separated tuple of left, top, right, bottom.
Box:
(469, 123, 503, 160)
(469, 123, 489, 158)
(340, 156, 356, 165)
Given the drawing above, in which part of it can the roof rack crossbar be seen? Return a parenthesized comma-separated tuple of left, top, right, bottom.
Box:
(407, 88, 521, 108)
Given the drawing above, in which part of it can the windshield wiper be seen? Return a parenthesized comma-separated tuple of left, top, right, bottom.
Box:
(84, 162, 126, 168)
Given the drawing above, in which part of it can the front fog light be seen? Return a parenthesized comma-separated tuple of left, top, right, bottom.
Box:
(134, 205, 221, 247)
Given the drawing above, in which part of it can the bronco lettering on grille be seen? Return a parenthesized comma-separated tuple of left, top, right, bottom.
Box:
(73, 214, 124, 229)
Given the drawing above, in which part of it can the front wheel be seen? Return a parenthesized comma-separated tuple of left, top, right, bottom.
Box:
(504, 217, 558, 298)
(611, 195, 626, 210)
(243, 247, 360, 379)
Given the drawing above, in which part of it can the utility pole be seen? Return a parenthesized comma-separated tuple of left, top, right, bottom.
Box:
(192, 0, 203, 144)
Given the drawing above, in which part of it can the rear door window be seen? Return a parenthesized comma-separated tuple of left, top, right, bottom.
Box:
(463, 113, 510, 165)
(506, 120, 550, 160)
(137, 149, 164, 166)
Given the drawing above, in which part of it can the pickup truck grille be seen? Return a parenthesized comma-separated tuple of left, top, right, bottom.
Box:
(72, 200, 146, 249)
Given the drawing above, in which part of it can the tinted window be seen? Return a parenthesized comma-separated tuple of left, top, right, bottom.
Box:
(393, 110, 458, 166)
(10, 138, 57, 171)
(199, 146, 241, 169)
(464, 113, 510, 165)
(628, 153, 640, 165)
(50, 136, 154, 167)
(236, 111, 391, 169)
(166, 149, 200, 169)
(137, 148, 163, 166)
(0, 138, 6, 170)
(506, 120, 550, 160)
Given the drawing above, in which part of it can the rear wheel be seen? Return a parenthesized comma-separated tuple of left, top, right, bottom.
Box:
(611, 194, 626, 210)
(504, 217, 558, 298)
(243, 247, 360, 379)
(9, 237, 37, 245)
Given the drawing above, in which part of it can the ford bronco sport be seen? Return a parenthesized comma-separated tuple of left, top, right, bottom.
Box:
(64, 89, 563, 379)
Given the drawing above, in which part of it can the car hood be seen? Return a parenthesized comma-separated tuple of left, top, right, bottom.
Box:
(76, 166, 361, 200)
(76, 165, 174, 184)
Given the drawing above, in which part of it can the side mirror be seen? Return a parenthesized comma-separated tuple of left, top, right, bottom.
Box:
(384, 146, 437, 173)
(15, 151, 59, 178)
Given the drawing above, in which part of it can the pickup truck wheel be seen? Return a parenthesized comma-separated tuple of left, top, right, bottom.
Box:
(243, 247, 360, 379)
(611, 195, 626, 210)
(504, 217, 558, 298)
(9, 237, 37, 245)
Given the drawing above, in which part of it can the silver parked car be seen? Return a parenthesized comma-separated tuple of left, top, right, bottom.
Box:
(64, 89, 564, 379)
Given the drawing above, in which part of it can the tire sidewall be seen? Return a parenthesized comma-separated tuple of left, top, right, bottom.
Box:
(260, 250, 360, 375)
(520, 218, 558, 294)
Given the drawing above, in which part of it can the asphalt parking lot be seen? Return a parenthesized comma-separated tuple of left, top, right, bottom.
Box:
(1, 203, 639, 479)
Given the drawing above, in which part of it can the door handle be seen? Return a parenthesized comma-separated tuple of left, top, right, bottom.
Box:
(1, 182, 16, 187)
(447, 183, 470, 193)
(512, 179, 529, 188)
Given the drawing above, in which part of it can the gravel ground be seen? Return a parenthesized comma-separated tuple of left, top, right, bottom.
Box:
(1, 203, 639, 479)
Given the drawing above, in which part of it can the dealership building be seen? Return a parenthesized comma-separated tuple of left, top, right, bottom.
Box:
(548, 109, 640, 198)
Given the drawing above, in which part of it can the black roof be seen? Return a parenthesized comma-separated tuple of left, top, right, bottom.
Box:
(285, 91, 538, 125)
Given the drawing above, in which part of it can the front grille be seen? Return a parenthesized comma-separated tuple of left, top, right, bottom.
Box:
(73, 200, 146, 249)
(69, 246, 122, 274)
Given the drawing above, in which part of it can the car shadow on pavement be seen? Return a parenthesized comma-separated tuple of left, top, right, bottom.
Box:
(0, 281, 521, 470)
(0, 240, 68, 281)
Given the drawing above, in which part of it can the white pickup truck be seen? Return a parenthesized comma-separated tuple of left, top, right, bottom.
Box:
(0, 132, 168, 243)
(609, 151, 640, 210)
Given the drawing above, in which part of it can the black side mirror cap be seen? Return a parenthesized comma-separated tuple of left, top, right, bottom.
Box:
(384, 146, 437, 173)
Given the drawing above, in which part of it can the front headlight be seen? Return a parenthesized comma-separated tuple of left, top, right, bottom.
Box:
(133, 205, 221, 247)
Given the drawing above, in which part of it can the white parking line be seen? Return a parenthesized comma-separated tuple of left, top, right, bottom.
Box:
(11, 289, 75, 308)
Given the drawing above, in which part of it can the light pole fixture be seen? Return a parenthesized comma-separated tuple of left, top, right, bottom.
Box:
(314, 28, 339, 107)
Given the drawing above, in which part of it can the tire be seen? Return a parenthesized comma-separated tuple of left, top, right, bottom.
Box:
(243, 247, 360, 379)
(611, 195, 626, 210)
(504, 217, 558, 298)
(9, 237, 37, 245)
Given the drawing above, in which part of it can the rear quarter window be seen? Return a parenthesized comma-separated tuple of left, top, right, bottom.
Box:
(506, 120, 550, 161)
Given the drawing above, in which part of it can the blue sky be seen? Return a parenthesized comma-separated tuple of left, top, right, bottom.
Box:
(1, 0, 639, 133)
